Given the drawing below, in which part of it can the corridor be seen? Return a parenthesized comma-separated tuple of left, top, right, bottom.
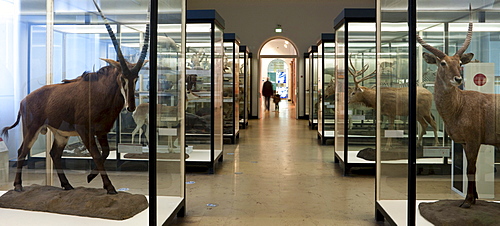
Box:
(173, 101, 382, 225)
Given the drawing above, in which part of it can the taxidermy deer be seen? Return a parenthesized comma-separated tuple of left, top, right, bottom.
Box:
(1, 0, 149, 194)
(418, 20, 491, 208)
(347, 56, 439, 146)
(131, 103, 177, 144)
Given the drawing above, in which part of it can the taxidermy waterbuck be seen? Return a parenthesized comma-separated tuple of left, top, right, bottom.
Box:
(417, 21, 493, 208)
(1, 1, 149, 194)
(347, 56, 439, 146)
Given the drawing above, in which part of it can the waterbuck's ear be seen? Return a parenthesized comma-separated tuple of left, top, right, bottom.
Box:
(422, 52, 438, 64)
(461, 53, 474, 65)
(101, 58, 121, 69)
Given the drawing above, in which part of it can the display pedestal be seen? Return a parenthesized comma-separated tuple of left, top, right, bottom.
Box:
(0, 191, 183, 225)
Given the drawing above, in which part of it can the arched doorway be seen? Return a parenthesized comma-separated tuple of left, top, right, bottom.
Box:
(258, 37, 298, 118)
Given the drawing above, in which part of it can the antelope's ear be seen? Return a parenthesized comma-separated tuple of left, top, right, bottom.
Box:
(422, 52, 438, 64)
(461, 53, 474, 65)
(101, 58, 121, 69)
(142, 60, 149, 66)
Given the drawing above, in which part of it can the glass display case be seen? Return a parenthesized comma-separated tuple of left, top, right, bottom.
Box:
(0, 0, 186, 224)
(239, 45, 251, 128)
(317, 33, 336, 145)
(308, 45, 319, 129)
(223, 33, 240, 143)
(376, 1, 500, 225)
(186, 10, 224, 173)
(334, 8, 376, 175)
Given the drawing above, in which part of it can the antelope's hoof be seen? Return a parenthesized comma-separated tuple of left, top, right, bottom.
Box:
(459, 199, 475, 208)
(106, 186, 118, 195)
(87, 173, 98, 183)
(14, 184, 23, 192)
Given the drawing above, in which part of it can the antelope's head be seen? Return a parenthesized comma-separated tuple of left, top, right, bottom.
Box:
(93, 0, 149, 112)
(418, 22, 474, 88)
(348, 55, 376, 104)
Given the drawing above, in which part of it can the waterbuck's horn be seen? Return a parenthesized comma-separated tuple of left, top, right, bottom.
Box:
(416, 35, 446, 59)
(455, 4, 473, 56)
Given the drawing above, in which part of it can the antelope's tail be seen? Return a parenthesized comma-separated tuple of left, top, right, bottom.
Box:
(2, 110, 21, 139)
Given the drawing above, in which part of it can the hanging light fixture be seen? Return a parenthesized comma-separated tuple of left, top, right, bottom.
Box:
(275, 24, 282, 33)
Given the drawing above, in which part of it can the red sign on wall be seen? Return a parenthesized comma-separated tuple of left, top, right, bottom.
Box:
(473, 73, 487, 86)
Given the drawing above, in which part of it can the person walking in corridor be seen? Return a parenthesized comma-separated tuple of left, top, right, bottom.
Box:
(262, 78, 273, 111)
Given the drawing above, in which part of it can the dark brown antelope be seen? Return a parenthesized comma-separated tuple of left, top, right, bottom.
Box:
(418, 21, 493, 208)
(1, 1, 149, 194)
(347, 56, 439, 146)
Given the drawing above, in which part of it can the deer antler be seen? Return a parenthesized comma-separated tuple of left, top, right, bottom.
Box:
(348, 54, 376, 87)
(92, 0, 150, 76)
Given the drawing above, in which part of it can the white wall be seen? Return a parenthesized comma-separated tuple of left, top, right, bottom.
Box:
(187, 0, 375, 117)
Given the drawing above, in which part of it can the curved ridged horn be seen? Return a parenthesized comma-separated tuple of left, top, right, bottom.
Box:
(92, 0, 130, 75)
(456, 4, 473, 56)
(455, 22, 473, 56)
(416, 35, 446, 59)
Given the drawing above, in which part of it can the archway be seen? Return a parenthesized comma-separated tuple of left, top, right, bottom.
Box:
(258, 37, 298, 117)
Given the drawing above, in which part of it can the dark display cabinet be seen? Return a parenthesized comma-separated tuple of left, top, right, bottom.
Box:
(222, 33, 240, 143)
(185, 10, 225, 173)
(317, 33, 336, 145)
(239, 45, 252, 128)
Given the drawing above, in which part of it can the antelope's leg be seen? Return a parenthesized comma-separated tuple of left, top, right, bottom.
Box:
(87, 133, 110, 183)
(14, 129, 40, 192)
(416, 117, 429, 146)
(77, 128, 116, 194)
(460, 143, 480, 208)
(424, 114, 439, 146)
(50, 133, 73, 190)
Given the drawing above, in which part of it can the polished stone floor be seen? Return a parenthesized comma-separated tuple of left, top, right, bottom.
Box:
(171, 102, 385, 225)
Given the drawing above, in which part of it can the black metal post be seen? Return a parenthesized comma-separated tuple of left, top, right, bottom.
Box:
(408, 0, 417, 225)
(149, 0, 158, 224)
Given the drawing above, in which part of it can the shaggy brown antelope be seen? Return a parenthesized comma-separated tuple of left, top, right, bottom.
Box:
(347, 56, 439, 146)
(1, 1, 149, 194)
(418, 22, 492, 208)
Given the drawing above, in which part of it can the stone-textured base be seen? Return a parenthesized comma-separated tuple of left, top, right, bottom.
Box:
(0, 184, 148, 220)
(419, 200, 500, 226)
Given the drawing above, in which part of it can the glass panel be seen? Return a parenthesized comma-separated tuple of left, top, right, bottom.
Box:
(213, 24, 224, 162)
(318, 42, 324, 137)
(223, 38, 240, 142)
(324, 42, 336, 140)
(312, 49, 319, 128)
(377, 1, 410, 222)
(335, 24, 346, 164)
(238, 47, 250, 128)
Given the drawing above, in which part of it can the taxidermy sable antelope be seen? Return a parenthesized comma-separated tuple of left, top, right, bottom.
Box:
(1, 1, 149, 194)
(418, 20, 491, 208)
(347, 56, 439, 146)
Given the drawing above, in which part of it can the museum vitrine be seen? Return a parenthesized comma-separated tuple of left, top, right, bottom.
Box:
(334, 8, 377, 175)
(222, 33, 240, 143)
(239, 45, 251, 128)
(0, 0, 186, 224)
(186, 10, 224, 173)
(376, 1, 500, 225)
(308, 45, 318, 129)
(317, 33, 336, 145)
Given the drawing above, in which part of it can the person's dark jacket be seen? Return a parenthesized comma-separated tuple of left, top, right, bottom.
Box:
(262, 81, 273, 97)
